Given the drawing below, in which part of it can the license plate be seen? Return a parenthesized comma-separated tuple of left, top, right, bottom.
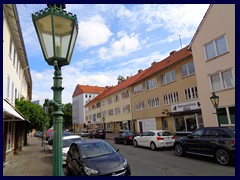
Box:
(166, 142, 172, 144)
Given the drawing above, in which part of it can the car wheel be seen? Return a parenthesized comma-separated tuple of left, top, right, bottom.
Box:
(133, 140, 138, 147)
(114, 138, 118, 144)
(175, 143, 184, 156)
(216, 148, 231, 165)
(124, 139, 128, 145)
(150, 142, 156, 151)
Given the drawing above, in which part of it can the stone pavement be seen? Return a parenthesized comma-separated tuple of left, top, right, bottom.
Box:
(3, 136, 53, 176)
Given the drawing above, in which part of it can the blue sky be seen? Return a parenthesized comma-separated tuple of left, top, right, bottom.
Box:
(16, 4, 209, 104)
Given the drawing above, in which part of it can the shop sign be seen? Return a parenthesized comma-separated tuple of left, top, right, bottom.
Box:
(171, 100, 200, 112)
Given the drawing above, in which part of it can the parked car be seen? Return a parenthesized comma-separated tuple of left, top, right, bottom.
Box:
(79, 130, 91, 137)
(62, 135, 83, 165)
(114, 130, 140, 145)
(133, 130, 175, 150)
(48, 131, 74, 146)
(66, 139, 131, 176)
(89, 129, 105, 139)
(174, 127, 235, 166)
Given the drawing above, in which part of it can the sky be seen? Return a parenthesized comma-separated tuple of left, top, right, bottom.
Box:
(16, 4, 210, 104)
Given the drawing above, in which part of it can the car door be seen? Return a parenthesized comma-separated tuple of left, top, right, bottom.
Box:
(183, 128, 204, 153)
(138, 131, 149, 147)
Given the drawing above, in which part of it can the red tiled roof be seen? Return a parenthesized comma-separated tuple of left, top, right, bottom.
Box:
(135, 46, 192, 83)
(85, 46, 192, 106)
(72, 84, 106, 97)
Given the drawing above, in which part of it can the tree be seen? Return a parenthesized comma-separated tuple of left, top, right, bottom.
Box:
(117, 75, 125, 83)
(15, 98, 50, 131)
(62, 103, 72, 130)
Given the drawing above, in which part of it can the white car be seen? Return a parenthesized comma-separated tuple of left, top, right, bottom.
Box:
(62, 135, 83, 165)
(133, 130, 175, 150)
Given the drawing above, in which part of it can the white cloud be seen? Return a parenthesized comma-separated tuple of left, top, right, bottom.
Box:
(98, 32, 141, 60)
(77, 15, 113, 48)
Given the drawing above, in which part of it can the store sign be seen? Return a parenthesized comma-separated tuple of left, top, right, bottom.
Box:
(171, 100, 200, 112)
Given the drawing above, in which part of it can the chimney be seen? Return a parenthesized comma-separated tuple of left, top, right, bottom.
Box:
(138, 69, 143, 73)
(170, 50, 177, 56)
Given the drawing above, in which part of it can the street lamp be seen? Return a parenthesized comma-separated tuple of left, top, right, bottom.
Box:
(210, 92, 220, 127)
(32, 4, 78, 176)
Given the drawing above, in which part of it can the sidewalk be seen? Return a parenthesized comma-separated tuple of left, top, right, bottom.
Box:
(3, 136, 53, 176)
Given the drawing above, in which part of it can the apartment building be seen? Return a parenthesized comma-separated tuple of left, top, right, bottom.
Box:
(72, 84, 106, 132)
(131, 47, 201, 135)
(189, 4, 235, 128)
(85, 70, 147, 133)
(3, 4, 32, 163)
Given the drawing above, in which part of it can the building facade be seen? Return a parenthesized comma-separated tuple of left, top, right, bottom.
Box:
(3, 4, 32, 164)
(131, 47, 201, 135)
(72, 84, 106, 132)
(189, 4, 235, 128)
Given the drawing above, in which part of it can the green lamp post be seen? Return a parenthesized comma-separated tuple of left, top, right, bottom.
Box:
(210, 92, 220, 127)
(32, 4, 78, 176)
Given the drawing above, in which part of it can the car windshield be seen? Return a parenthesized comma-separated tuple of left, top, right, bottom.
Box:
(63, 138, 83, 148)
(80, 141, 116, 159)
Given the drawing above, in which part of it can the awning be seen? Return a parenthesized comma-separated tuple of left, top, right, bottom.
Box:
(3, 100, 29, 122)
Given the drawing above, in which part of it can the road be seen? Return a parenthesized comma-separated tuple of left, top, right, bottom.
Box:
(107, 139, 235, 176)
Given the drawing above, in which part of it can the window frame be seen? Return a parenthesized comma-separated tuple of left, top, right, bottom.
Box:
(161, 69, 176, 85)
(204, 35, 228, 60)
(181, 61, 195, 78)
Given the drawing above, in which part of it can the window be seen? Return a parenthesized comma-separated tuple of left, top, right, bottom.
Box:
(148, 97, 160, 108)
(97, 113, 101, 118)
(205, 35, 228, 60)
(11, 82, 14, 103)
(114, 107, 121, 115)
(7, 76, 10, 99)
(122, 90, 129, 99)
(114, 94, 120, 102)
(218, 106, 235, 126)
(108, 109, 113, 116)
(146, 78, 158, 90)
(9, 37, 12, 58)
(135, 101, 144, 111)
(6, 122, 14, 152)
(134, 84, 143, 95)
(184, 86, 198, 101)
(102, 111, 106, 118)
(101, 100, 106, 107)
(210, 70, 234, 92)
(96, 102, 100, 108)
(107, 97, 112, 104)
(161, 70, 176, 85)
(163, 92, 179, 105)
(181, 61, 195, 78)
(13, 49, 17, 68)
(122, 104, 130, 114)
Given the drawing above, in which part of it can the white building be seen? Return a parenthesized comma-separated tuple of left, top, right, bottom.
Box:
(72, 84, 106, 131)
(3, 4, 32, 164)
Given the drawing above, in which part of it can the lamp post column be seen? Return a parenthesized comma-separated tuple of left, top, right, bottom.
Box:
(52, 60, 64, 176)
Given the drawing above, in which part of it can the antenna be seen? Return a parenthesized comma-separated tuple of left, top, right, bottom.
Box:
(179, 34, 182, 49)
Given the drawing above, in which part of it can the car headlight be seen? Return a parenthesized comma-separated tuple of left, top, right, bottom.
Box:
(84, 166, 99, 176)
(123, 159, 128, 167)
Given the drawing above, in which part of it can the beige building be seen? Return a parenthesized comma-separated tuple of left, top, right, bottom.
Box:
(3, 4, 32, 163)
(189, 4, 235, 128)
(131, 47, 201, 135)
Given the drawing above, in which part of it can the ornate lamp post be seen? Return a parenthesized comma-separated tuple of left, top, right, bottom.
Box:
(32, 4, 78, 176)
(210, 92, 220, 127)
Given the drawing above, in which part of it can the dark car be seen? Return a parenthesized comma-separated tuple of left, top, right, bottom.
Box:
(65, 139, 131, 176)
(89, 129, 105, 139)
(114, 131, 140, 145)
(174, 127, 235, 165)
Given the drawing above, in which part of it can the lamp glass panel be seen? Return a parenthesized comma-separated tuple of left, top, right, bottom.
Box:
(53, 15, 72, 58)
(67, 25, 78, 61)
(35, 15, 53, 58)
